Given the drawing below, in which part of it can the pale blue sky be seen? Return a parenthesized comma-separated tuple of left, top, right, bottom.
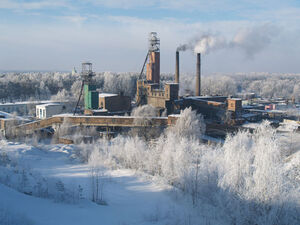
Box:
(1, 0, 300, 73)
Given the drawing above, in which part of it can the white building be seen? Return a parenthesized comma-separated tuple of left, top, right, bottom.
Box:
(36, 103, 66, 119)
(0, 100, 61, 116)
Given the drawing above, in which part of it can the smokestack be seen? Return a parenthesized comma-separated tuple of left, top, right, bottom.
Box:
(175, 51, 179, 84)
(195, 53, 201, 96)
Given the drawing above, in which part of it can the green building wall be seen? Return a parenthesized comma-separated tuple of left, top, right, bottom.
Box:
(84, 84, 99, 109)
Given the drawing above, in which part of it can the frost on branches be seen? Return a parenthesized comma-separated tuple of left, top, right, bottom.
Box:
(80, 110, 300, 224)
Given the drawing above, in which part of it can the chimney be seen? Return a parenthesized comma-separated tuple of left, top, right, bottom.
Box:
(175, 51, 179, 84)
(195, 53, 201, 96)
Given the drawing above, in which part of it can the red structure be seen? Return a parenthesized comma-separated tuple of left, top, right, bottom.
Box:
(146, 51, 160, 84)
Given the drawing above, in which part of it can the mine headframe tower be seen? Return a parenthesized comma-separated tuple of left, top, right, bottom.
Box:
(138, 32, 160, 81)
(73, 62, 98, 115)
(137, 32, 161, 105)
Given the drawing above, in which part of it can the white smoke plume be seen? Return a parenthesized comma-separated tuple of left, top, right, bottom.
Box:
(177, 34, 226, 54)
(231, 24, 278, 58)
(177, 23, 279, 58)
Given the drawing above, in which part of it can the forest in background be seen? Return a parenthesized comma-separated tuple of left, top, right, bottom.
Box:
(1, 72, 300, 103)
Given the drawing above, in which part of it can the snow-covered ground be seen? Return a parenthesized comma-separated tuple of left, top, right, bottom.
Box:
(0, 141, 201, 225)
(1, 110, 300, 225)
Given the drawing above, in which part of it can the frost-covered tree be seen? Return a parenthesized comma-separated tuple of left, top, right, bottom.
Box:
(89, 150, 106, 205)
(130, 105, 161, 140)
(78, 111, 300, 224)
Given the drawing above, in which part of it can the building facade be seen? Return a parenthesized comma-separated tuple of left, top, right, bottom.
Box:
(36, 103, 66, 119)
(99, 93, 131, 112)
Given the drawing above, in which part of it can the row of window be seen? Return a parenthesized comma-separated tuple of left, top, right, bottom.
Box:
(37, 108, 46, 118)
(148, 91, 166, 97)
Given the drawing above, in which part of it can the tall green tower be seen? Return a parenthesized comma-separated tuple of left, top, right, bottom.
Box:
(81, 62, 99, 110)
(75, 62, 98, 112)
(84, 83, 98, 109)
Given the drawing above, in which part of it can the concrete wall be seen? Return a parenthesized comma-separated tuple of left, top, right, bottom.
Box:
(147, 96, 166, 108)
(136, 81, 179, 113)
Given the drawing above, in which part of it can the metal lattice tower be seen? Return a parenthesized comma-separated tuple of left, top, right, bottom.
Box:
(148, 32, 160, 52)
(81, 62, 95, 84)
(73, 62, 96, 115)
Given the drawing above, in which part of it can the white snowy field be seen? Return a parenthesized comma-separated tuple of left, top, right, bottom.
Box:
(0, 141, 202, 225)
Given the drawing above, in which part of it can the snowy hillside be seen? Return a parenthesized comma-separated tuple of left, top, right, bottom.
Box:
(0, 141, 207, 225)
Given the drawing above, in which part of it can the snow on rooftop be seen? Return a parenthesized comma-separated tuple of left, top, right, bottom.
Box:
(0, 100, 64, 106)
(53, 114, 166, 119)
(228, 98, 242, 100)
(36, 103, 62, 108)
(165, 82, 179, 85)
(168, 114, 181, 117)
(99, 93, 118, 98)
(90, 109, 108, 112)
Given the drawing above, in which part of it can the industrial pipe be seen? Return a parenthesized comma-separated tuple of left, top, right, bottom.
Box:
(175, 51, 179, 84)
(195, 53, 201, 96)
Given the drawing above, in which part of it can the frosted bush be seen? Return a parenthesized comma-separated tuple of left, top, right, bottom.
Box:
(216, 121, 299, 224)
(167, 107, 205, 139)
(131, 104, 157, 117)
(130, 105, 162, 140)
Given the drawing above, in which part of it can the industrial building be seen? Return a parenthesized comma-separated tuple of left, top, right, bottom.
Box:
(2, 31, 298, 142)
(136, 32, 179, 114)
(227, 98, 242, 112)
(135, 32, 245, 122)
(75, 62, 132, 115)
(99, 93, 131, 112)
(0, 100, 69, 116)
(36, 103, 66, 119)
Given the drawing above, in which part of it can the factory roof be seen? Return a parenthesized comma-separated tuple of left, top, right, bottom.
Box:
(99, 93, 118, 98)
(185, 96, 227, 100)
(36, 103, 62, 108)
(89, 109, 108, 113)
(168, 114, 181, 117)
(165, 82, 179, 85)
(228, 98, 242, 100)
(53, 114, 167, 119)
(242, 113, 259, 118)
(248, 109, 287, 114)
(0, 100, 56, 106)
(184, 96, 226, 105)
